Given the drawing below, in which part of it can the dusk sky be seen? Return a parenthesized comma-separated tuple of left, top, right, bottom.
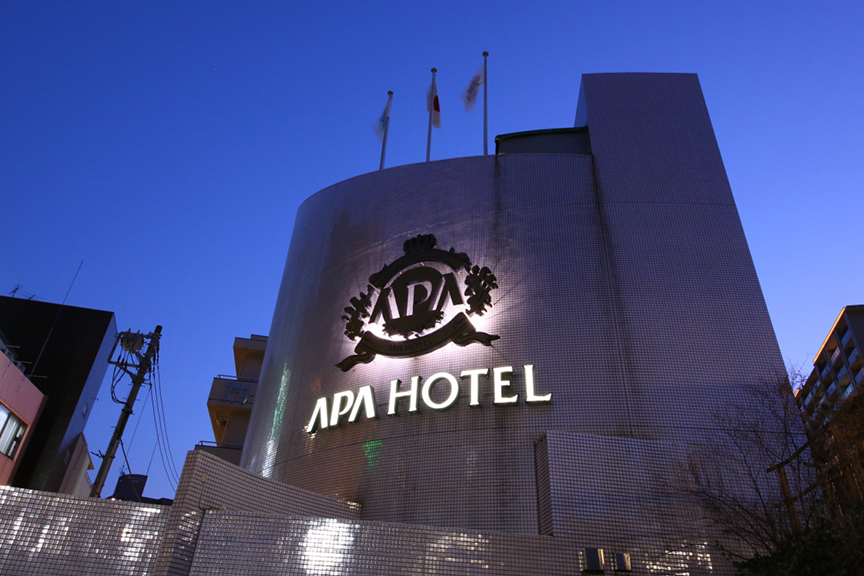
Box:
(2, 2, 862, 499)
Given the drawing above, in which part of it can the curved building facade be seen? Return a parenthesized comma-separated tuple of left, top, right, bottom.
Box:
(241, 73, 785, 569)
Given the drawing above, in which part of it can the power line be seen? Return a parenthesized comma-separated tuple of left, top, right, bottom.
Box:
(150, 390, 178, 490)
(149, 360, 180, 487)
(90, 326, 161, 498)
(126, 384, 153, 454)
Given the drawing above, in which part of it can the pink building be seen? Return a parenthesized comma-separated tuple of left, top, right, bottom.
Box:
(0, 347, 44, 485)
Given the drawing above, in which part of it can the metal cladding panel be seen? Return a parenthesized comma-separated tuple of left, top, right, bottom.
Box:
(242, 73, 785, 556)
(575, 72, 784, 432)
(577, 72, 734, 205)
(189, 512, 583, 576)
(244, 154, 616, 531)
(0, 486, 168, 575)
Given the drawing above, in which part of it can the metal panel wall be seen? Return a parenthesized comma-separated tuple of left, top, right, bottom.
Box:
(241, 73, 785, 569)
(0, 486, 168, 576)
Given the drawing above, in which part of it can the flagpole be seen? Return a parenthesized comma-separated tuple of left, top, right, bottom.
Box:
(483, 51, 488, 155)
(380, 91, 393, 171)
(426, 68, 436, 162)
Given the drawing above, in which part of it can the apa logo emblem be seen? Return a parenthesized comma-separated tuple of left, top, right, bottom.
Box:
(337, 234, 499, 371)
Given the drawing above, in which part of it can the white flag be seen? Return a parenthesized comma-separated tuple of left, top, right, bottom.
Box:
(427, 76, 440, 128)
(462, 64, 485, 110)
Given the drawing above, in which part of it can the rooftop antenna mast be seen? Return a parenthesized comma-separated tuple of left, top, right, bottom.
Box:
(90, 325, 162, 498)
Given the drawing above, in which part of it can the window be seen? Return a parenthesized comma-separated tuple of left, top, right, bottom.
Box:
(0, 404, 27, 458)
(615, 552, 632, 572)
(583, 548, 604, 572)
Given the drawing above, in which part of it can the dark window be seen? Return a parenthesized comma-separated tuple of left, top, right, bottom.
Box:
(583, 548, 604, 572)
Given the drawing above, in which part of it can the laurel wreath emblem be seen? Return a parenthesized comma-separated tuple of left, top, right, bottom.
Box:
(337, 235, 500, 371)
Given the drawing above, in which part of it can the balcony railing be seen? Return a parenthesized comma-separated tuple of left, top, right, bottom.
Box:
(841, 330, 852, 347)
(215, 374, 258, 383)
(831, 347, 842, 366)
(0, 343, 26, 373)
(196, 440, 244, 450)
(209, 377, 255, 404)
(837, 364, 849, 383)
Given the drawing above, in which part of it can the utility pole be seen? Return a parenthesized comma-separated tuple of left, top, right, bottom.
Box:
(90, 325, 162, 498)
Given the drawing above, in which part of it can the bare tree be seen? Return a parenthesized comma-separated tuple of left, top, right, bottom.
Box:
(678, 367, 818, 562)
(679, 365, 864, 574)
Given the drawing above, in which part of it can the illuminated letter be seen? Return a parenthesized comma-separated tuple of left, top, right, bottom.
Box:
(349, 386, 378, 422)
(422, 372, 459, 410)
(388, 377, 419, 415)
(492, 366, 518, 404)
(460, 368, 489, 406)
(307, 397, 329, 433)
(523, 364, 551, 402)
(370, 287, 394, 325)
(435, 272, 464, 310)
(330, 390, 355, 427)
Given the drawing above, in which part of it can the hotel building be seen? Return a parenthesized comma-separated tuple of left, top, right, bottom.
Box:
(0, 73, 788, 576)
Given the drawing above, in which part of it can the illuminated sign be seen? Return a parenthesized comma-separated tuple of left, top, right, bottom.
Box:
(307, 364, 550, 433)
(337, 234, 499, 371)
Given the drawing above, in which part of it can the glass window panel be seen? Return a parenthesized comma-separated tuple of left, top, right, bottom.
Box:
(0, 404, 26, 458)
(0, 404, 9, 431)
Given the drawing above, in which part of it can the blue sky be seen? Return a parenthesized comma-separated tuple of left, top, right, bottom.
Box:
(2, 2, 862, 498)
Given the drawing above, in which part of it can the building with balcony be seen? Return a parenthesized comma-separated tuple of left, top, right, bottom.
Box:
(196, 334, 265, 465)
(796, 305, 864, 508)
